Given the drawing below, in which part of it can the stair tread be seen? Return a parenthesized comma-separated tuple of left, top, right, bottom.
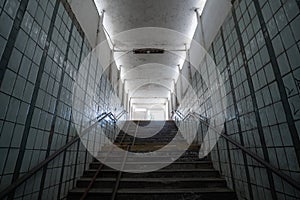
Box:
(85, 168, 217, 172)
(90, 161, 212, 165)
(70, 187, 234, 194)
(78, 177, 225, 182)
(68, 120, 236, 199)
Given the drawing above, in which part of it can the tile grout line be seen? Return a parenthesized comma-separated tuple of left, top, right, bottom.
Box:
(230, 1, 277, 199)
(253, 0, 300, 166)
(8, 0, 61, 199)
(0, 0, 30, 87)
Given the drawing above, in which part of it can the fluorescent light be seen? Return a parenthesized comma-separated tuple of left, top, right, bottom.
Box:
(186, 0, 207, 42)
(196, 0, 207, 16)
(94, 0, 103, 16)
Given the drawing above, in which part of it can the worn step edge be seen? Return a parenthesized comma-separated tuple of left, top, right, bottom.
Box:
(77, 177, 226, 182)
(90, 161, 212, 165)
(69, 187, 234, 194)
(84, 168, 218, 172)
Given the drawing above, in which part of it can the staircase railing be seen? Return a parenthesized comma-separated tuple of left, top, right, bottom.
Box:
(172, 110, 300, 191)
(0, 111, 128, 199)
(116, 110, 128, 120)
(79, 118, 132, 200)
(79, 117, 134, 200)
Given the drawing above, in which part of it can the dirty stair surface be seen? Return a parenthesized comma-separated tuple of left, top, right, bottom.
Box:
(68, 121, 237, 200)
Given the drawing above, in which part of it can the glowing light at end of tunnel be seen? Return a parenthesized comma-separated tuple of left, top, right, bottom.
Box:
(135, 108, 147, 112)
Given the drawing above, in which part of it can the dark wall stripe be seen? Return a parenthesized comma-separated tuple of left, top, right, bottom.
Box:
(0, 0, 29, 87)
(56, 110, 73, 199)
(8, 0, 61, 199)
(83, 45, 93, 171)
(224, 124, 236, 191)
(60, 0, 84, 39)
(57, 31, 86, 199)
(1, 0, 93, 198)
(296, 0, 300, 10)
(253, 0, 300, 166)
(71, 35, 85, 189)
(38, 22, 75, 199)
(220, 26, 254, 200)
(0, 0, 8, 15)
(210, 43, 223, 175)
(230, 3, 277, 199)
(73, 140, 81, 186)
(215, 142, 223, 174)
(211, 41, 236, 191)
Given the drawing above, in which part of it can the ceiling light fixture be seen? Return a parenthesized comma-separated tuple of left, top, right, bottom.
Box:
(133, 48, 165, 54)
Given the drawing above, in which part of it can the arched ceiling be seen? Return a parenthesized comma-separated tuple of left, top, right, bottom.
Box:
(94, 0, 208, 105)
(94, 0, 207, 37)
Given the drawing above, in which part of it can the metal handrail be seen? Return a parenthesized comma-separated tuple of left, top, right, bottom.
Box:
(174, 110, 204, 122)
(172, 110, 300, 191)
(0, 111, 127, 199)
(116, 110, 128, 120)
(174, 110, 185, 119)
(111, 121, 139, 200)
(80, 116, 130, 200)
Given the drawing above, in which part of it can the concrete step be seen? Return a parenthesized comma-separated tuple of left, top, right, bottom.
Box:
(117, 143, 198, 147)
(98, 145, 200, 155)
(83, 168, 220, 178)
(97, 148, 200, 155)
(100, 145, 197, 152)
(94, 156, 199, 163)
(68, 187, 237, 200)
(90, 161, 213, 170)
(92, 155, 209, 163)
(97, 151, 196, 157)
(76, 177, 227, 189)
(114, 136, 178, 142)
(67, 120, 236, 200)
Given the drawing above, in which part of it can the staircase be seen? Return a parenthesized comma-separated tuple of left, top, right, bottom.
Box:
(68, 121, 237, 200)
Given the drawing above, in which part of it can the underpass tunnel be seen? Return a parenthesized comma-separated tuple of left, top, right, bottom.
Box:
(0, 0, 300, 199)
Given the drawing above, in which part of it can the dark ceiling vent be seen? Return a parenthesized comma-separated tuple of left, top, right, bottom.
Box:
(133, 48, 165, 54)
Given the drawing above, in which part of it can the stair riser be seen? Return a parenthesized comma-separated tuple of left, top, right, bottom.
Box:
(122, 171, 220, 178)
(99, 149, 199, 154)
(76, 180, 227, 189)
(107, 144, 193, 149)
(83, 170, 119, 178)
(95, 155, 196, 164)
(114, 139, 179, 143)
(92, 157, 209, 163)
(97, 149, 199, 157)
(77, 181, 114, 188)
(115, 135, 178, 141)
(67, 193, 111, 200)
(83, 171, 220, 178)
(68, 121, 237, 200)
(90, 163, 213, 170)
(68, 192, 237, 200)
(115, 193, 237, 200)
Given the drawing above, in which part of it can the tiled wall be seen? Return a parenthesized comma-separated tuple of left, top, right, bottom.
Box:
(0, 0, 121, 199)
(178, 0, 300, 199)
